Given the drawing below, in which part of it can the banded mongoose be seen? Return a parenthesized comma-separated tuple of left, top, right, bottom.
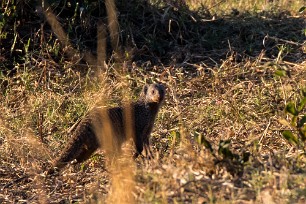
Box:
(49, 83, 165, 173)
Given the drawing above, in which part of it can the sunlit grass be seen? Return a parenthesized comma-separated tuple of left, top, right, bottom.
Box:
(186, 0, 305, 15)
(0, 0, 305, 203)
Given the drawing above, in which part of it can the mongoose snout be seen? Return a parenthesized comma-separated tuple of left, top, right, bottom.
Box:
(48, 83, 165, 174)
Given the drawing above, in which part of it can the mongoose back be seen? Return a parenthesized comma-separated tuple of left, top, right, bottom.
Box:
(49, 83, 165, 173)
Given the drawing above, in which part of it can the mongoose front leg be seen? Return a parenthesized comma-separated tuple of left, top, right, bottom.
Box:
(133, 132, 144, 159)
(143, 136, 154, 159)
(133, 132, 154, 159)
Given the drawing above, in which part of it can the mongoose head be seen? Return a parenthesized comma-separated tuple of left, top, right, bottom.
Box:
(142, 83, 165, 103)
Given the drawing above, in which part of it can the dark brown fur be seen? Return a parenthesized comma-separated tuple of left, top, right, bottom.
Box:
(48, 83, 165, 173)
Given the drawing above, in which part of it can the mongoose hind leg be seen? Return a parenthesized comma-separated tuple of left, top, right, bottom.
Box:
(48, 140, 99, 174)
(49, 121, 100, 173)
(73, 143, 99, 164)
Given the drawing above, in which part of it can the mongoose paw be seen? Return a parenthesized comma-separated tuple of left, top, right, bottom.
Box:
(45, 167, 59, 176)
(145, 153, 154, 160)
(133, 152, 140, 160)
(134, 152, 154, 160)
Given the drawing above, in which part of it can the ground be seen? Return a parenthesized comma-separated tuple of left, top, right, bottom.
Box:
(0, 0, 305, 203)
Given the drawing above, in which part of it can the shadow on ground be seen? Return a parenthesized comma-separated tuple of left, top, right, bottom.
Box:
(0, 0, 304, 71)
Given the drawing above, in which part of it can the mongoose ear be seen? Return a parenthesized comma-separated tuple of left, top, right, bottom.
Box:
(141, 84, 149, 96)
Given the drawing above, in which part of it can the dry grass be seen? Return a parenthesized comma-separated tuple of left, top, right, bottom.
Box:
(1, 0, 306, 203)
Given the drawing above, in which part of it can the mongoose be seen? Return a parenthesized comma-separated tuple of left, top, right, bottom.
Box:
(48, 83, 165, 173)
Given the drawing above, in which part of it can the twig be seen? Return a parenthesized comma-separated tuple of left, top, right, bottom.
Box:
(265, 35, 303, 46)
(1, 175, 28, 190)
(259, 118, 272, 144)
(208, 0, 226, 11)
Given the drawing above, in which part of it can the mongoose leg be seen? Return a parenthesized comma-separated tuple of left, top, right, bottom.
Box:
(133, 135, 144, 159)
(144, 137, 154, 159)
(133, 139, 153, 159)
(74, 143, 99, 163)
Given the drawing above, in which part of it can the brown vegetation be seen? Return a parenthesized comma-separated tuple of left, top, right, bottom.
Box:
(0, 0, 305, 203)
